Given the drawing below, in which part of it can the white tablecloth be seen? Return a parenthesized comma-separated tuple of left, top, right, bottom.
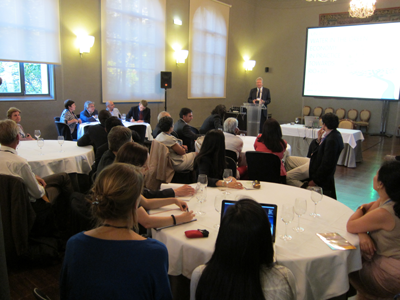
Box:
(77, 121, 153, 140)
(17, 140, 95, 177)
(152, 182, 362, 300)
(280, 124, 364, 168)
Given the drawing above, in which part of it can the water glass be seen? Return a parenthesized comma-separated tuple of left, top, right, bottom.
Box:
(198, 174, 208, 186)
(37, 138, 44, 155)
(195, 183, 207, 215)
(222, 169, 232, 194)
(310, 187, 323, 217)
(122, 114, 126, 121)
(280, 205, 294, 241)
(34, 130, 41, 140)
(293, 198, 307, 232)
(214, 194, 224, 229)
(58, 136, 64, 152)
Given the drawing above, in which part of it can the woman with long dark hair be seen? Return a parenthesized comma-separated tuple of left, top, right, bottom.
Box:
(347, 161, 400, 298)
(254, 118, 287, 177)
(194, 130, 242, 188)
(190, 199, 296, 300)
(199, 104, 226, 134)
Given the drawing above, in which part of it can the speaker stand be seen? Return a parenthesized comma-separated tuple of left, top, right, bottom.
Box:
(369, 100, 393, 138)
(164, 88, 168, 111)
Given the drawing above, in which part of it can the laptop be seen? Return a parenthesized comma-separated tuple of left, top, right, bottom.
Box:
(221, 200, 278, 242)
(304, 116, 320, 128)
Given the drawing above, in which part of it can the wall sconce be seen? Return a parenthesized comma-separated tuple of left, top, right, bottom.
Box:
(174, 50, 189, 64)
(244, 59, 256, 71)
(76, 34, 95, 57)
(174, 18, 182, 25)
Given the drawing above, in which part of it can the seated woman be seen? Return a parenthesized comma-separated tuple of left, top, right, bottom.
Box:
(199, 104, 226, 134)
(7, 107, 34, 140)
(115, 142, 195, 230)
(60, 163, 172, 299)
(194, 130, 242, 189)
(156, 116, 196, 172)
(60, 99, 82, 139)
(190, 199, 296, 300)
(347, 161, 400, 299)
(254, 118, 287, 180)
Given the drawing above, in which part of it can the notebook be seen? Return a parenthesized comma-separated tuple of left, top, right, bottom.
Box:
(220, 200, 278, 242)
(304, 116, 320, 128)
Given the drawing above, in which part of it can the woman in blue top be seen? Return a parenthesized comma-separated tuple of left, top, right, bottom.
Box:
(60, 163, 172, 300)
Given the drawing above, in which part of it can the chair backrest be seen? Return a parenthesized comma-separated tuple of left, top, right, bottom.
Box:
(313, 106, 323, 117)
(246, 151, 281, 183)
(225, 156, 237, 178)
(190, 126, 199, 134)
(359, 109, 371, 122)
(128, 125, 146, 144)
(335, 108, 346, 120)
(225, 149, 237, 162)
(303, 106, 311, 116)
(55, 121, 73, 141)
(347, 109, 358, 121)
(324, 107, 334, 114)
(0, 175, 35, 260)
(338, 119, 354, 129)
(54, 116, 60, 122)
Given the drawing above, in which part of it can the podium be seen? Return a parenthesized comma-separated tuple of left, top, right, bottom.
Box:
(241, 103, 266, 136)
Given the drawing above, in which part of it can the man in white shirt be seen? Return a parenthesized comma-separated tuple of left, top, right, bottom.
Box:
(106, 100, 121, 118)
(223, 117, 243, 160)
(0, 119, 74, 235)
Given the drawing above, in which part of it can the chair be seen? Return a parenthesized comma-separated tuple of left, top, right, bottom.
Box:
(335, 108, 346, 120)
(324, 107, 334, 115)
(246, 151, 281, 183)
(297, 105, 311, 124)
(313, 106, 323, 118)
(338, 119, 354, 129)
(225, 156, 237, 178)
(347, 109, 358, 122)
(128, 125, 146, 144)
(54, 116, 60, 122)
(55, 121, 73, 141)
(354, 109, 371, 134)
(190, 126, 199, 134)
(225, 150, 238, 162)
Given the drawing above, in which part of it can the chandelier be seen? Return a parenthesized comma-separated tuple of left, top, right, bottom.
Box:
(349, 0, 376, 18)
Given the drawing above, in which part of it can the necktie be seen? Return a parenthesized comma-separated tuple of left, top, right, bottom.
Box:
(257, 89, 260, 99)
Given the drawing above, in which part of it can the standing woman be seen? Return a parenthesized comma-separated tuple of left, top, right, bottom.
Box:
(7, 107, 34, 140)
(347, 161, 400, 299)
(60, 99, 82, 139)
(60, 163, 172, 300)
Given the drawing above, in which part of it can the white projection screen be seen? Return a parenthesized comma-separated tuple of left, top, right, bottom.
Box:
(303, 22, 400, 101)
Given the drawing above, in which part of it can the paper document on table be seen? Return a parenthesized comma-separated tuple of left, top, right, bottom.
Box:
(316, 232, 356, 250)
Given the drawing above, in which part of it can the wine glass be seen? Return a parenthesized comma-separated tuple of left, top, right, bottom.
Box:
(34, 130, 41, 140)
(310, 187, 323, 217)
(37, 138, 44, 155)
(293, 198, 307, 232)
(222, 169, 232, 194)
(58, 136, 64, 152)
(280, 205, 294, 241)
(195, 183, 207, 215)
(214, 194, 224, 230)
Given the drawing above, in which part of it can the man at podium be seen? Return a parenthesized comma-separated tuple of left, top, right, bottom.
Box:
(248, 77, 271, 132)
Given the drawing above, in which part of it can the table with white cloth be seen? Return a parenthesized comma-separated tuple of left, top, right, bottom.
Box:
(77, 121, 153, 140)
(151, 182, 362, 300)
(281, 124, 364, 168)
(17, 140, 95, 178)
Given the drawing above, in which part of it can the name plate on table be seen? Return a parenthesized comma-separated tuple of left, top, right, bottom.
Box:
(317, 232, 356, 250)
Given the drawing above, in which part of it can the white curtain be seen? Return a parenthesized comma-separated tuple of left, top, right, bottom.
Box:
(0, 0, 61, 65)
(188, 0, 230, 99)
(101, 0, 166, 103)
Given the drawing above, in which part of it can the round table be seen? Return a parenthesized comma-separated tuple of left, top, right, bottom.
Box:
(18, 140, 95, 177)
(151, 182, 361, 300)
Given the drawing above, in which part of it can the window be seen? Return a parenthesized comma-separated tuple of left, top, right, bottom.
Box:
(0, 61, 50, 96)
(188, 0, 231, 98)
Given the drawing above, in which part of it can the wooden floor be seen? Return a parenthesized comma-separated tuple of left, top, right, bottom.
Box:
(6, 135, 400, 300)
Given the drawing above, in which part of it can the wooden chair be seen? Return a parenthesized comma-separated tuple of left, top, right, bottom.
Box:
(324, 107, 334, 115)
(313, 106, 323, 118)
(297, 106, 311, 124)
(246, 151, 282, 183)
(338, 119, 354, 129)
(354, 110, 371, 134)
(335, 108, 346, 120)
(347, 109, 358, 122)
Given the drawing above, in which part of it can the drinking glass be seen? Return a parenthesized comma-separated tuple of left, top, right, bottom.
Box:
(295, 117, 300, 124)
(198, 174, 208, 186)
(58, 136, 64, 152)
(37, 138, 44, 155)
(214, 194, 224, 229)
(195, 183, 207, 215)
(34, 130, 41, 140)
(293, 198, 307, 232)
(310, 187, 323, 217)
(222, 169, 232, 194)
(122, 114, 126, 121)
(280, 205, 294, 241)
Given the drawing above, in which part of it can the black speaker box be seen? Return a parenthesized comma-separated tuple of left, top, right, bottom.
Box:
(161, 71, 172, 89)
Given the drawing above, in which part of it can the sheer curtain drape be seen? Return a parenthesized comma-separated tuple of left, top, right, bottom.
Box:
(188, 0, 230, 99)
(0, 0, 61, 65)
(101, 0, 166, 103)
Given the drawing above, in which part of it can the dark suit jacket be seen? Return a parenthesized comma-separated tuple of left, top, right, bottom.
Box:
(77, 124, 107, 153)
(79, 109, 99, 123)
(247, 87, 271, 117)
(199, 114, 223, 134)
(307, 129, 344, 199)
(174, 119, 201, 153)
(126, 106, 151, 124)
